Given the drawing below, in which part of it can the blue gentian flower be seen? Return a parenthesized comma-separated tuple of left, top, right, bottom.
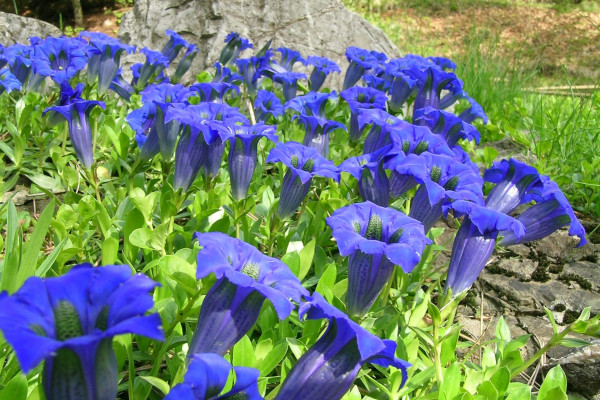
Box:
(327, 203, 430, 317)
(161, 29, 191, 62)
(284, 91, 337, 118)
(46, 81, 85, 127)
(414, 106, 480, 147)
(458, 95, 489, 124)
(483, 158, 544, 214)
(339, 146, 392, 206)
(273, 71, 306, 101)
(406, 64, 462, 111)
(190, 82, 239, 102)
(109, 68, 134, 101)
(342, 46, 385, 90)
(0, 263, 163, 400)
(44, 98, 106, 169)
(236, 51, 272, 96)
(389, 123, 456, 157)
(141, 83, 193, 159)
(228, 122, 278, 201)
(190, 232, 308, 356)
(126, 102, 161, 160)
(357, 109, 408, 152)
(384, 60, 417, 112)
(79, 31, 135, 94)
(362, 74, 392, 92)
(498, 177, 586, 247)
(32, 36, 88, 84)
(427, 56, 457, 71)
(267, 142, 340, 219)
(219, 32, 253, 65)
(439, 77, 466, 110)
(166, 353, 263, 400)
(0, 67, 21, 95)
(444, 201, 524, 296)
(275, 292, 411, 399)
(1, 44, 33, 85)
(254, 89, 284, 122)
(341, 87, 388, 141)
(399, 153, 484, 231)
(306, 55, 340, 92)
(293, 114, 346, 158)
(212, 61, 242, 84)
(132, 47, 170, 91)
(172, 44, 199, 83)
(276, 47, 306, 71)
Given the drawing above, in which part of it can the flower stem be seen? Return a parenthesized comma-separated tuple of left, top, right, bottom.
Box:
(511, 327, 571, 378)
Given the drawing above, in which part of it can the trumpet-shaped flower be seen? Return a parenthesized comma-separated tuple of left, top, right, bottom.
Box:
(126, 102, 161, 160)
(166, 353, 263, 400)
(406, 64, 462, 111)
(284, 91, 337, 118)
(212, 61, 242, 84)
(172, 44, 199, 83)
(384, 60, 417, 111)
(445, 201, 524, 296)
(483, 158, 544, 214)
(236, 52, 271, 96)
(44, 98, 105, 169)
(79, 31, 135, 94)
(228, 123, 278, 201)
(161, 29, 191, 63)
(254, 89, 284, 122)
(294, 114, 346, 158)
(327, 203, 430, 316)
(306, 55, 340, 92)
(275, 292, 410, 400)
(0, 67, 22, 95)
(339, 147, 392, 207)
(132, 47, 170, 91)
(341, 87, 388, 142)
(357, 108, 408, 148)
(458, 95, 488, 124)
(273, 71, 306, 101)
(277, 47, 306, 71)
(109, 68, 134, 101)
(190, 232, 307, 356)
(190, 82, 239, 103)
(0, 263, 163, 400)
(342, 46, 386, 90)
(414, 106, 480, 147)
(32, 36, 88, 84)
(219, 32, 253, 66)
(267, 142, 340, 219)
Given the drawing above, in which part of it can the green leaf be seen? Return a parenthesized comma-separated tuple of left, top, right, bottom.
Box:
(138, 376, 170, 396)
(101, 236, 119, 265)
(1, 201, 20, 292)
(36, 239, 67, 277)
(130, 188, 160, 223)
(477, 380, 498, 400)
(544, 307, 559, 336)
(505, 383, 531, 400)
(439, 364, 461, 400)
(233, 335, 256, 368)
(26, 173, 64, 192)
(559, 338, 591, 348)
(297, 238, 315, 280)
(490, 367, 510, 396)
(94, 199, 112, 238)
(281, 251, 301, 278)
(258, 341, 288, 376)
(123, 208, 145, 261)
(316, 263, 336, 302)
(129, 225, 168, 252)
(427, 303, 441, 326)
(537, 365, 567, 400)
(0, 373, 27, 400)
(496, 316, 511, 343)
(16, 199, 55, 288)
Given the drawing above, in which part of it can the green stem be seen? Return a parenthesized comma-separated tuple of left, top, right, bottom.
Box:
(511, 327, 571, 378)
(432, 318, 444, 386)
(165, 289, 202, 337)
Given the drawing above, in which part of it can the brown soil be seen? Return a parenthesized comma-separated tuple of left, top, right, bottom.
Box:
(380, 3, 600, 80)
(82, 5, 129, 37)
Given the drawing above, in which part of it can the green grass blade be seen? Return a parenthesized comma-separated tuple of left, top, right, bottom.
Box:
(1, 201, 21, 293)
(35, 238, 67, 277)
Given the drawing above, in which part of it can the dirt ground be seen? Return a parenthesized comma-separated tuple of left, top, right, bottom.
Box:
(82, 5, 129, 37)
(380, 3, 600, 80)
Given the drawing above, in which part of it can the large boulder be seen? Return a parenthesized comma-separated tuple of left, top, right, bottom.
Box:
(0, 12, 62, 46)
(118, 0, 400, 87)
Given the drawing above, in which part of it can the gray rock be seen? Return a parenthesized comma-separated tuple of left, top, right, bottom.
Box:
(118, 0, 400, 87)
(0, 12, 62, 46)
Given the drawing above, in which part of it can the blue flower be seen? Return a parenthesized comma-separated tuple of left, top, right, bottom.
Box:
(362, 74, 391, 92)
(1, 44, 33, 85)
(444, 201, 525, 296)
(384, 60, 417, 111)
(357, 109, 408, 152)
(132, 47, 170, 91)
(339, 146, 392, 206)
(0, 263, 163, 400)
(294, 114, 346, 158)
(161, 29, 192, 63)
(190, 232, 307, 356)
(32, 36, 88, 84)
(254, 89, 284, 122)
(190, 82, 239, 102)
(458, 95, 489, 124)
(109, 68, 134, 101)
(342, 46, 386, 90)
(405, 64, 463, 111)
(275, 292, 411, 399)
(414, 106, 480, 147)
(341, 87, 388, 141)
(126, 102, 161, 160)
(498, 177, 586, 247)
(236, 52, 271, 96)
(220, 32, 253, 65)
(327, 202, 429, 316)
(212, 61, 242, 84)
(44, 98, 105, 169)
(0, 67, 21, 95)
(166, 353, 263, 400)
(389, 123, 456, 157)
(267, 142, 340, 219)
(284, 91, 337, 118)
(483, 158, 544, 214)
(427, 56, 457, 71)
(273, 71, 306, 101)
(228, 122, 278, 201)
(398, 153, 484, 231)
(79, 31, 135, 94)
(172, 44, 199, 83)
(277, 47, 306, 71)
(306, 55, 340, 92)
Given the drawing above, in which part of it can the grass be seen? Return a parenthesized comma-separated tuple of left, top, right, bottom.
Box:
(344, 0, 600, 218)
